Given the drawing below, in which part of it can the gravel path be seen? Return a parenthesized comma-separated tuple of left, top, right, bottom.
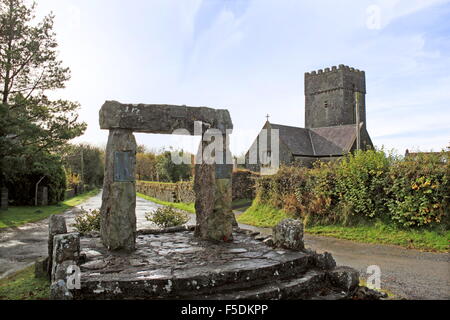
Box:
(1, 192, 448, 300)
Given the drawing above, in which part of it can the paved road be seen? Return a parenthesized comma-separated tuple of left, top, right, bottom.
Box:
(237, 215, 449, 300)
(1, 192, 448, 300)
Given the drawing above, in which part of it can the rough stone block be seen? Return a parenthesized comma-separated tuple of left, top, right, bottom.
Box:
(272, 218, 305, 250)
(48, 215, 67, 277)
(52, 260, 78, 283)
(34, 257, 48, 279)
(49, 215, 67, 247)
(328, 266, 360, 292)
(314, 252, 337, 270)
(50, 279, 74, 300)
(52, 233, 80, 268)
(99, 101, 233, 134)
(194, 162, 233, 241)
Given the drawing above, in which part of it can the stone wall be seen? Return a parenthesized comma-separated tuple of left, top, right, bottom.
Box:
(232, 169, 259, 200)
(137, 169, 258, 203)
(136, 181, 195, 203)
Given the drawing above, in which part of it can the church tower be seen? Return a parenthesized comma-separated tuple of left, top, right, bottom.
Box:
(304, 65, 366, 130)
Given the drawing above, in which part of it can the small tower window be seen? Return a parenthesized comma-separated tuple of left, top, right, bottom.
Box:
(324, 100, 328, 108)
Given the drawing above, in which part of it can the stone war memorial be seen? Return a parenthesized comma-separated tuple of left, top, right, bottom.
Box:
(46, 101, 374, 300)
(99, 100, 235, 251)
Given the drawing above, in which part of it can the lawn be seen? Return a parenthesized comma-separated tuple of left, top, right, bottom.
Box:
(0, 266, 49, 300)
(237, 202, 449, 252)
(0, 189, 100, 229)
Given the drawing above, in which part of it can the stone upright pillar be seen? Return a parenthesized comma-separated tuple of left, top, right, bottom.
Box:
(0, 187, 8, 210)
(50, 232, 80, 300)
(47, 215, 68, 278)
(38, 186, 48, 206)
(100, 129, 137, 251)
(194, 133, 234, 242)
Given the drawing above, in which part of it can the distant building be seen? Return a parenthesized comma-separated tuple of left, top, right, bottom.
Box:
(405, 149, 448, 163)
(245, 65, 373, 171)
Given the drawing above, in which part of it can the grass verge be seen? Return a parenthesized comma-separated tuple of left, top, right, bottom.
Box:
(306, 223, 449, 252)
(231, 198, 253, 210)
(236, 201, 449, 252)
(0, 189, 100, 229)
(0, 266, 49, 300)
(237, 201, 289, 227)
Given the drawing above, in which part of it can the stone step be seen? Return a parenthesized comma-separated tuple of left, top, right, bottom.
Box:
(76, 253, 316, 300)
(188, 270, 348, 300)
(74, 231, 359, 300)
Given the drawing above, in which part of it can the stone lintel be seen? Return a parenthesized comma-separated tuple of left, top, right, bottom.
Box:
(99, 100, 233, 134)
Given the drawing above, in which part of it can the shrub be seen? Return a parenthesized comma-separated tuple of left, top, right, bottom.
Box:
(73, 208, 101, 233)
(232, 169, 259, 200)
(298, 161, 338, 225)
(386, 152, 449, 228)
(145, 206, 189, 228)
(334, 149, 391, 221)
(252, 149, 449, 230)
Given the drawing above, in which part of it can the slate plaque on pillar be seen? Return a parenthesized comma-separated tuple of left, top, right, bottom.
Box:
(114, 151, 134, 182)
(215, 164, 232, 179)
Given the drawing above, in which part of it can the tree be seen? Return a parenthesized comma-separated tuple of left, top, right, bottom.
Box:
(136, 151, 157, 181)
(62, 144, 105, 188)
(6, 152, 66, 205)
(156, 150, 192, 182)
(0, 0, 86, 185)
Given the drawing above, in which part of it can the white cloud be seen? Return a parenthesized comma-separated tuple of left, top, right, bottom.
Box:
(372, 0, 450, 27)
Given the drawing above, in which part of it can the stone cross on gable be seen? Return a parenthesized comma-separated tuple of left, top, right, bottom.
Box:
(266, 114, 270, 122)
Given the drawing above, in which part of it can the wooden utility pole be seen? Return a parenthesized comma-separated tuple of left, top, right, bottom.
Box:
(355, 91, 361, 151)
(80, 148, 84, 188)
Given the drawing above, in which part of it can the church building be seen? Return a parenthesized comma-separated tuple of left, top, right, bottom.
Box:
(245, 65, 374, 171)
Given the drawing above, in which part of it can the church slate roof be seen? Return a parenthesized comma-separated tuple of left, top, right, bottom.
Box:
(269, 123, 314, 155)
(269, 123, 357, 156)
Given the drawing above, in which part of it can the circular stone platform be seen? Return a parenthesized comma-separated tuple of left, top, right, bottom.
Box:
(74, 228, 359, 300)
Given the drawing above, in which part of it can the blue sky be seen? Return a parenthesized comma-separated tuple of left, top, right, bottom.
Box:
(34, 0, 450, 155)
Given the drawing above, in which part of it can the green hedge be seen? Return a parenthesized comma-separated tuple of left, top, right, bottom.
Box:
(255, 150, 449, 229)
